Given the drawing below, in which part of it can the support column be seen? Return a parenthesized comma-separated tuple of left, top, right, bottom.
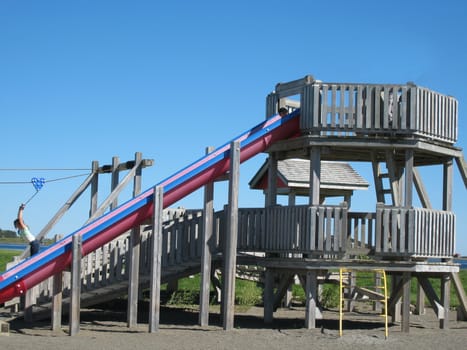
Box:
(127, 152, 142, 328)
(266, 153, 278, 207)
(443, 159, 453, 211)
(404, 150, 414, 207)
(51, 234, 64, 332)
(401, 272, 411, 333)
(199, 146, 214, 327)
(223, 141, 240, 330)
(89, 160, 99, 217)
(149, 186, 163, 332)
(69, 234, 82, 336)
(110, 156, 120, 210)
(309, 147, 321, 205)
(263, 269, 274, 324)
(305, 270, 318, 329)
(440, 274, 451, 329)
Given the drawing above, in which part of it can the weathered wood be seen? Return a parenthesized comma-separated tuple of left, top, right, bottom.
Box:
(69, 234, 82, 336)
(223, 141, 240, 330)
(417, 276, 444, 319)
(149, 186, 163, 332)
(199, 146, 214, 327)
(451, 272, 467, 320)
(127, 152, 142, 328)
(402, 272, 411, 333)
(305, 270, 318, 329)
(263, 269, 274, 324)
(440, 274, 450, 329)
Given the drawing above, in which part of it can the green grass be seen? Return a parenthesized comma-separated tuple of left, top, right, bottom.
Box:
(0, 249, 21, 272)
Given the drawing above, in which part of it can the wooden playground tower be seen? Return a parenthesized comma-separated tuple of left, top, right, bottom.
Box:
(255, 74, 467, 331)
(5, 75, 467, 336)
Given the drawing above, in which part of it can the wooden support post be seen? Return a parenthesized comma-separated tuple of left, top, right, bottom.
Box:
(309, 147, 321, 205)
(401, 272, 411, 333)
(127, 152, 143, 328)
(305, 270, 318, 329)
(24, 284, 36, 323)
(404, 150, 414, 207)
(440, 274, 451, 329)
(51, 234, 64, 332)
(443, 159, 453, 211)
(89, 160, 99, 217)
(110, 156, 120, 210)
(263, 269, 274, 324)
(266, 153, 278, 207)
(199, 146, 214, 327)
(69, 234, 82, 336)
(223, 141, 240, 330)
(149, 186, 163, 332)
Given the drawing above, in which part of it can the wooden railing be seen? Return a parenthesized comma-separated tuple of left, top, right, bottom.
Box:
(299, 82, 458, 144)
(375, 204, 456, 258)
(235, 205, 348, 257)
(24, 204, 455, 308)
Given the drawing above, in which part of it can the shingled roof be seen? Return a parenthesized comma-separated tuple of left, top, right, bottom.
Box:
(249, 158, 369, 198)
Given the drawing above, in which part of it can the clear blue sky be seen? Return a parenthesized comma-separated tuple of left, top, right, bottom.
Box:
(1, 1, 466, 253)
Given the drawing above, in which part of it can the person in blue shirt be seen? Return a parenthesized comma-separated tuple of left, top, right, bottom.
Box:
(13, 204, 40, 256)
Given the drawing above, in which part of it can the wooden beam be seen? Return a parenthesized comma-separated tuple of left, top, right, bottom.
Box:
(223, 141, 240, 330)
(309, 147, 321, 205)
(51, 234, 64, 332)
(149, 186, 163, 332)
(266, 153, 278, 207)
(86, 156, 145, 223)
(417, 276, 444, 319)
(404, 150, 414, 207)
(443, 159, 453, 211)
(263, 269, 274, 324)
(451, 272, 467, 320)
(440, 274, 451, 329)
(454, 153, 467, 188)
(199, 146, 214, 327)
(69, 234, 82, 336)
(305, 270, 318, 329)
(127, 152, 142, 328)
(401, 272, 411, 333)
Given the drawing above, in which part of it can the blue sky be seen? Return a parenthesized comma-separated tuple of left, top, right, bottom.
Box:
(1, 1, 466, 252)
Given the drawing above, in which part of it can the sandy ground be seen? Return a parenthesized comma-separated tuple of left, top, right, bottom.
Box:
(1, 304, 467, 350)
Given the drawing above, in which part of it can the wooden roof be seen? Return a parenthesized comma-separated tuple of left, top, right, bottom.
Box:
(249, 158, 369, 197)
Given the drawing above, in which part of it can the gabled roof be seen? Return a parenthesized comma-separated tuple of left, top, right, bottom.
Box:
(249, 158, 369, 197)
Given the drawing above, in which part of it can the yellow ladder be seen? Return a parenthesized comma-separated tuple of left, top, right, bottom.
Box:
(339, 268, 388, 339)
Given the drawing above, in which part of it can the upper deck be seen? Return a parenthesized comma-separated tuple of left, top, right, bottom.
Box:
(267, 75, 458, 146)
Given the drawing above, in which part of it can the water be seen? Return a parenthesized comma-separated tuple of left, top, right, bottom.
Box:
(0, 243, 47, 252)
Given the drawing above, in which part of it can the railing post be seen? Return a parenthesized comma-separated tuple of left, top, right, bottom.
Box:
(199, 146, 214, 327)
(222, 141, 240, 330)
(127, 152, 143, 329)
(69, 234, 82, 336)
(51, 234, 64, 332)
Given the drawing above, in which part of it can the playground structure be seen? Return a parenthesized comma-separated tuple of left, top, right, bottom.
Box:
(1, 75, 467, 336)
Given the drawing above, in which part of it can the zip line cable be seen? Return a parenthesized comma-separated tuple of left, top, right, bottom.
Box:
(0, 173, 90, 185)
(0, 168, 90, 171)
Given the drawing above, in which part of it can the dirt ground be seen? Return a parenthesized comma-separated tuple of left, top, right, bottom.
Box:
(2, 304, 467, 350)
